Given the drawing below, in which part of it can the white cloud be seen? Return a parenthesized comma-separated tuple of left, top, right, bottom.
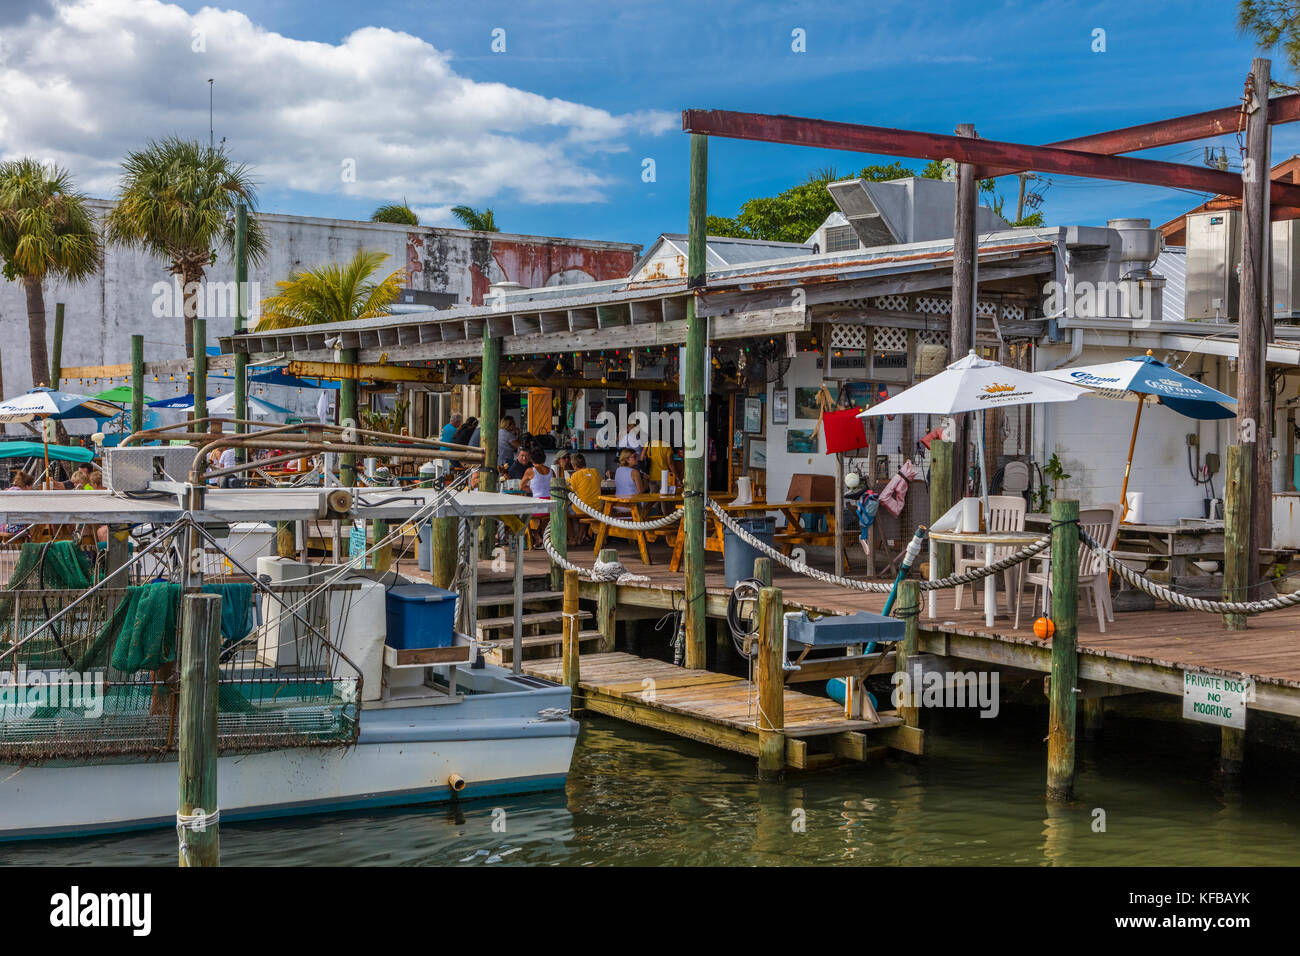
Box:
(0, 0, 674, 206)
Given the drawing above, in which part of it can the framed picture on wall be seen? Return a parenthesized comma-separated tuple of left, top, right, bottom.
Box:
(748, 439, 767, 469)
(743, 397, 764, 434)
(772, 389, 789, 424)
(794, 387, 821, 420)
(787, 428, 817, 454)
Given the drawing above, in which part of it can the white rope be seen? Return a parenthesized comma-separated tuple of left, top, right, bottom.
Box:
(541, 526, 649, 584)
(564, 491, 685, 531)
(177, 807, 219, 863)
(1080, 528, 1300, 615)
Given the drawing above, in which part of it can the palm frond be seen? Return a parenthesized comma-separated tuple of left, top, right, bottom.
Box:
(255, 249, 407, 330)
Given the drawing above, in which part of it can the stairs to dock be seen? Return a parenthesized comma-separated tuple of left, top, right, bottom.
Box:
(475, 576, 603, 665)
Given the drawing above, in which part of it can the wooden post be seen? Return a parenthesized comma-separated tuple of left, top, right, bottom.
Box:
(1239, 58, 1271, 590)
(548, 473, 567, 591)
(596, 547, 618, 652)
(950, 123, 978, 496)
(753, 555, 772, 587)
(1223, 444, 1251, 630)
(1220, 726, 1245, 778)
(193, 317, 207, 431)
(562, 568, 581, 694)
(928, 438, 953, 579)
(339, 347, 359, 486)
(233, 202, 249, 459)
(756, 585, 785, 780)
(105, 524, 130, 583)
(276, 522, 295, 558)
(131, 334, 144, 435)
(178, 592, 222, 867)
(1046, 498, 1079, 802)
(479, 330, 501, 559)
(0, 347, 7, 435)
(50, 303, 64, 386)
(833, 452, 845, 578)
(683, 131, 709, 670)
(894, 578, 920, 728)
(431, 516, 458, 590)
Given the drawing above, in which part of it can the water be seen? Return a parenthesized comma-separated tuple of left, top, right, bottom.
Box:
(5, 706, 1299, 866)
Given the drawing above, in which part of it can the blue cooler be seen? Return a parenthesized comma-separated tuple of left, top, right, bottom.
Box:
(385, 584, 458, 649)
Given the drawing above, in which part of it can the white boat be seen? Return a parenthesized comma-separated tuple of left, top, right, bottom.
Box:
(0, 453, 578, 842)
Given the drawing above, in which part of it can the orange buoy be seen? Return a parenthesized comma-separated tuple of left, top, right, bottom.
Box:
(1033, 617, 1055, 639)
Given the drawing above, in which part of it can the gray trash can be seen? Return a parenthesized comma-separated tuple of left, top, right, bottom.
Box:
(723, 518, 776, 587)
(417, 522, 432, 572)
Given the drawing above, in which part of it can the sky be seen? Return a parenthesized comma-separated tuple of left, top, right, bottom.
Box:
(0, 0, 1296, 254)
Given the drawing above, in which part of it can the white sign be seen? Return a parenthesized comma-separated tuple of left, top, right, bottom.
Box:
(1182, 670, 1253, 729)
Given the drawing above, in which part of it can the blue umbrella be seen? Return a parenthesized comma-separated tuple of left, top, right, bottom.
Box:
(1043, 351, 1237, 512)
(147, 393, 211, 410)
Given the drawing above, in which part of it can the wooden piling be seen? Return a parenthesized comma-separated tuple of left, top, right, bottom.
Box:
(950, 124, 977, 492)
(753, 556, 772, 587)
(1223, 445, 1251, 631)
(683, 131, 708, 670)
(50, 303, 64, 386)
(338, 347, 359, 486)
(928, 438, 953, 580)
(105, 524, 130, 583)
(895, 578, 920, 729)
(1240, 58, 1271, 589)
(562, 568, 581, 694)
(1046, 498, 1079, 802)
(276, 522, 295, 559)
(756, 585, 785, 780)
(178, 592, 222, 867)
(479, 329, 501, 559)
(596, 547, 618, 652)
(1220, 726, 1245, 778)
(233, 202, 249, 449)
(130, 334, 144, 434)
(431, 516, 458, 590)
(193, 317, 207, 430)
(548, 473, 568, 591)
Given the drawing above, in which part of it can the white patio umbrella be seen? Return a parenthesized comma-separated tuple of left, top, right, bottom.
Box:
(206, 391, 291, 421)
(858, 352, 1087, 504)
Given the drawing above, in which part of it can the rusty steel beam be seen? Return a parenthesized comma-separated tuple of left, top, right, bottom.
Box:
(975, 93, 1300, 179)
(681, 109, 1300, 208)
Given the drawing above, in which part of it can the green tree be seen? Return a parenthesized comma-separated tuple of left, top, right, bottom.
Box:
(0, 159, 101, 388)
(255, 249, 406, 330)
(450, 205, 499, 232)
(105, 137, 268, 364)
(370, 202, 419, 226)
(1239, 1, 1300, 75)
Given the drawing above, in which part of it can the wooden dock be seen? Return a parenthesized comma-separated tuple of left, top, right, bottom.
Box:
(520, 651, 920, 769)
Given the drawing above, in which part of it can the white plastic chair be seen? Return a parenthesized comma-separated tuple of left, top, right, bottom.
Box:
(1020, 503, 1123, 632)
(954, 495, 1026, 614)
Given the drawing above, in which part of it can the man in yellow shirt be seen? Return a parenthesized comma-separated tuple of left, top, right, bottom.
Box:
(566, 453, 601, 544)
(644, 440, 680, 491)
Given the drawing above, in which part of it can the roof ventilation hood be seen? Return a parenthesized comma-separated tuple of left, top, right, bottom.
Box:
(826, 177, 1010, 248)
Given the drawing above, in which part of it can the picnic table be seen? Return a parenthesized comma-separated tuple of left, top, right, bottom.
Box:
(1026, 513, 1224, 584)
(591, 493, 687, 565)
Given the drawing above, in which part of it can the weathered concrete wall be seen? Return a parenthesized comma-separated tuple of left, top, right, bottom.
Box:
(0, 199, 639, 394)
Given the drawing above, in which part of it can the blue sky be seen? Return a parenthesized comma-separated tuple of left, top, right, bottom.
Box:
(2, 0, 1295, 252)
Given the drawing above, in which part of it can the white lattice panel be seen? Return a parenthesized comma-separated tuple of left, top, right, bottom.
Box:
(977, 300, 997, 317)
(914, 295, 951, 315)
(873, 326, 907, 353)
(830, 324, 869, 350)
(917, 328, 949, 345)
(1001, 302, 1026, 321)
(873, 294, 908, 312)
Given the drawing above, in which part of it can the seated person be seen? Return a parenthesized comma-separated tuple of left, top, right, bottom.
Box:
(566, 454, 601, 544)
(505, 448, 532, 481)
(612, 449, 645, 514)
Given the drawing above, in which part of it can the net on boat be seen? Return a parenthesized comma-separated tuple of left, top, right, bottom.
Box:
(0, 538, 363, 763)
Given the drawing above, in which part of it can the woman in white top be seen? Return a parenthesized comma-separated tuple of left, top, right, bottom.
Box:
(612, 449, 645, 514)
(523, 449, 552, 548)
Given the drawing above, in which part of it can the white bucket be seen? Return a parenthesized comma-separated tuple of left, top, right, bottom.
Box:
(734, 476, 753, 506)
(1125, 492, 1144, 524)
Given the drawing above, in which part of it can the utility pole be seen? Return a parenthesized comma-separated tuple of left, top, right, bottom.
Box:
(951, 123, 978, 498)
(683, 132, 709, 670)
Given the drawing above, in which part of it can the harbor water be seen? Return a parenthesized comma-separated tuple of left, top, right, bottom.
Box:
(4, 706, 1298, 866)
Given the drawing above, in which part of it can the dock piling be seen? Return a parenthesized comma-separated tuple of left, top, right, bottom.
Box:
(928, 439, 953, 581)
(756, 585, 785, 781)
(596, 547, 618, 652)
(895, 578, 920, 728)
(683, 131, 708, 670)
(1223, 444, 1250, 631)
(562, 568, 581, 695)
(1047, 498, 1080, 802)
(431, 517, 458, 590)
(130, 334, 144, 434)
(178, 592, 222, 867)
(549, 474, 567, 592)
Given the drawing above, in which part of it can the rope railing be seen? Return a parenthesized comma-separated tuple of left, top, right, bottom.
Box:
(563, 491, 685, 532)
(541, 525, 650, 584)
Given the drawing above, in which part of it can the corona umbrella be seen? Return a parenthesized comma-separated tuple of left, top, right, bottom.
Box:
(1040, 351, 1235, 518)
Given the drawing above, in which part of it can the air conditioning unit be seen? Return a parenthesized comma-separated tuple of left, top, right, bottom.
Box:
(1185, 211, 1240, 321)
(102, 446, 197, 492)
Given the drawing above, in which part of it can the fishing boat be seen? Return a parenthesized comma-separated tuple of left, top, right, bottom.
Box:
(0, 424, 578, 841)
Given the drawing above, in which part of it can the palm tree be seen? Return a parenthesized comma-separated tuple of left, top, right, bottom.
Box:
(450, 205, 499, 232)
(105, 137, 268, 364)
(370, 202, 419, 226)
(255, 250, 406, 330)
(0, 159, 101, 389)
